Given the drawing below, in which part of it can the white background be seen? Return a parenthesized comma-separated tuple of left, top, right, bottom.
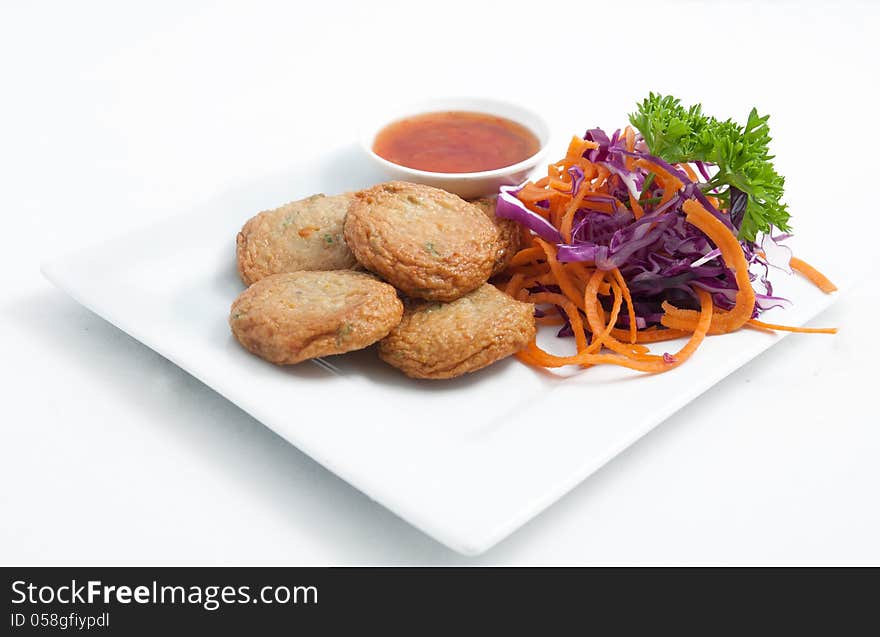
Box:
(2, 0, 878, 564)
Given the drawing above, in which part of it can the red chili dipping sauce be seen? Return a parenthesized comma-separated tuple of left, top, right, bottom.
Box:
(372, 111, 541, 174)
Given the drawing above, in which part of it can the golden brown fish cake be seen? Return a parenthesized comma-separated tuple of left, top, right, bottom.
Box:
(230, 271, 403, 365)
(343, 182, 498, 302)
(378, 283, 536, 379)
(236, 193, 357, 286)
(470, 196, 522, 277)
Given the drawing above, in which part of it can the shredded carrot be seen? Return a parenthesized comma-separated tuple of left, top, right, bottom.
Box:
(523, 199, 553, 219)
(790, 256, 837, 293)
(611, 326, 691, 343)
(518, 182, 556, 204)
(677, 163, 699, 181)
(565, 135, 599, 161)
(602, 283, 652, 357)
(628, 191, 644, 220)
(521, 273, 557, 288)
(521, 289, 713, 372)
(566, 262, 611, 296)
(526, 291, 588, 352)
(582, 270, 627, 355)
(508, 246, 545, 267)
(611, 268, 637, 344)
(661, 200, 756, 334)
(560, 179, 589, 243)
(505, 273, 526, 297)
(506, 263, 548, 278)
(549, 177, 571, 193)
(660, 303, 732, 336)
(565, 261, 593, 285)
(580, 288, 714, 372)
(624, 126, 635, 151)
(747, 319, 837, 334)
(514, 348, 546, 368)
(536, 315, 566, 326)
(635, 158, 684, 193)
(534, 238, 586, 311)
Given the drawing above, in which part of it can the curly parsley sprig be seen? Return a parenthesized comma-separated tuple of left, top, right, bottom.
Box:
(629, 93, 790, 242)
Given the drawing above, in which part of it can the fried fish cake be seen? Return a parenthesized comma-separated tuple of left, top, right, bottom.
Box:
(230, 271, 403, 365)
(470, 196, 522, 277)
(343, 182, 498, 302)
(236, 193, 357, 286)
(378, 283, 536, 379)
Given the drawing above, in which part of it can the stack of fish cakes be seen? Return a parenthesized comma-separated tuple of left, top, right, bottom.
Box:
(230, 181, 535, 379)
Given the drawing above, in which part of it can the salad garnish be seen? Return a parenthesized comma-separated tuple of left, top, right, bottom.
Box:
(495, 94, 837, 373)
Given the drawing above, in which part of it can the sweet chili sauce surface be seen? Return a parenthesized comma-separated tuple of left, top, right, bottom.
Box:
(372, 111, 540, 173)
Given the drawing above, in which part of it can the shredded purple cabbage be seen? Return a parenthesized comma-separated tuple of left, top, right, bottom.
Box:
(496, 126, 794, 330)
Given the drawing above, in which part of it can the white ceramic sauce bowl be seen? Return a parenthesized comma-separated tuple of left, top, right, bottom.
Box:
(359, 97, 550, 200)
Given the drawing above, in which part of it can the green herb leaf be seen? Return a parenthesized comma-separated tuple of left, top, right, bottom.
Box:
(335, 323, 353, 345)
(629, 93, 790, 241)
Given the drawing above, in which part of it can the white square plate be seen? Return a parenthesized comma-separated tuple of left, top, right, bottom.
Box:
(41, 149, 842, 555)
